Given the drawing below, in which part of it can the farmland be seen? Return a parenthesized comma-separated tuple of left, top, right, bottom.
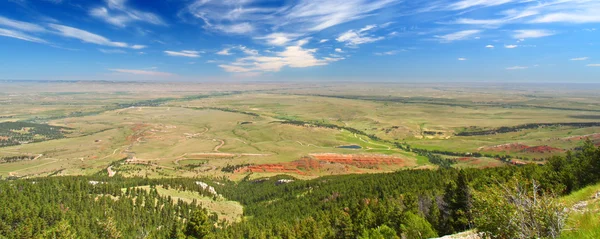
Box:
(1, 81, 600, 179)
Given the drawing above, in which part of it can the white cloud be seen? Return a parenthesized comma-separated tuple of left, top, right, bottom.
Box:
(374, 50, 404, 56)
(238, 45, 259, 55)
(458, 57, 467, 61)
(216, 45, 258, 56)
(512, 29, 554, 39)
(570, 57, 589, 61)
(337, 25, 384, 46)
(319, 39, 328, 43)
(587, 64, 600, 67)
(48, 24, 141, 48)
(256, 32, 301, 46)
(450, 9, 538, 26)
(0, 16, 45, 32)
(131, 44, 146, 49)
(448, 0, 516, 11)
(164, 50, 201, 58)
(217, 48, 232, 55)
(506, 66, 528, 70)
(435, 30, 481, 42)
(183, 0, 398, 36)
(335, 48, 343, 53)
(485, 45, 494, 48)
(0, 28, 48, 44)
(505, 44, 518, 49)
(110, 68, 174, 76)
(531, 12, 600, 24)
(90, 0, 165, 27)
(215, 22, 254, 34)
(99, 49, 126, 54)
(219, 44, 342, 74)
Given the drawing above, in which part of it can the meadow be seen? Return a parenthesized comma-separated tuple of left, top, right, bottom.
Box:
(1, 81, 600, 179)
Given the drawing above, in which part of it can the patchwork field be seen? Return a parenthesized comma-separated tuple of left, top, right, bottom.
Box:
(2, 81, 600, 179)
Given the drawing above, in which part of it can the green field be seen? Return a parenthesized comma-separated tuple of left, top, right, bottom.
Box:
(2, 81, 600, 179)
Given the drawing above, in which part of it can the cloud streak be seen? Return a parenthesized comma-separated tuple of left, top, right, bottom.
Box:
(435, 30, 481, 42)
(90, 0, 166, 27)
(0, 28, 48, 44)
(110, 68, 174, 76)
(49, 24, 143, 48)
(164, 50, 201, 58)
(336, 25, 384, 46)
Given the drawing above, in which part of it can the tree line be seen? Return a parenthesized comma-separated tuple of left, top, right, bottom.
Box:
(1, 140, 599, 238)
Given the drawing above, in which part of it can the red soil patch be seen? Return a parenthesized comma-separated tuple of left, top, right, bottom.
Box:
(235, 154, 408, 175)
(126, 123, 151, 143)
(0, 136, 9, 141)
(310, 154, 407, 168)
(455, 157, 474, 162)
(236, 163, 305, 175)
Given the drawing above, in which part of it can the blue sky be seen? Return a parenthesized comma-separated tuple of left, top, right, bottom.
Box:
(0, 0, 598, 82)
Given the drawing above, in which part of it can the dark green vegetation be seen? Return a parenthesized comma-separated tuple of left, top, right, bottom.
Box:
(457, 122, 600, 136)
(2, 141, 598, 238)
(0, 122, 71, 147)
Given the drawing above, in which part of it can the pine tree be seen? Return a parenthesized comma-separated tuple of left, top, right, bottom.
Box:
(43, 219, 76, 239)
(168, 222, 186, 239)
(184, 209, 212, 239)
(426, 197, 441, 233)
(98, 217, 122, 239)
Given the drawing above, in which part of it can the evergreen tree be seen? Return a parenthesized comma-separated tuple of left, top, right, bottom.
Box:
(184, 209, 212, 239)
(169, 222, 186, 239)
(426, 197, 441, 233)
(98, 217, 122, 239)
(42, 219, 76, 239)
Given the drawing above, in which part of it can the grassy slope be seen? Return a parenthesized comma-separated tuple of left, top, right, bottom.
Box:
(135, 185, 244, 223)
(560, 183, 600, 239)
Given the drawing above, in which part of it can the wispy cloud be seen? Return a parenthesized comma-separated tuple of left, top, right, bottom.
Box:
(110, 68, 174, 76)
(0, 28, 48, 44)
(99, 49, 126, 54)
(217, 48, 232, 56)
(458, 57, 467, 61)
(90, 0, 165, 27)
(512, 29, 554, 39)
(506, 66, 528, 70)
(215, 22, 254, 34)
(164, 50, 201, 58)
(448, 0, 517, 11)
(485, 45, 495, 48)
(449, 9, 538, 26)
(570, 57, 589, 61)
(0, 16, 45, 32)
(219, 40, 342, 74)
(182, 0, 398, 45)
(375, 50, 404, 56)
(49, 24, 142, 48)
(587, 64, 600, 67)
(505, 44, 518, 49)
(337, 24, 384, 46)
(255, 32, 302, 46)
(435, 29, 481, 42)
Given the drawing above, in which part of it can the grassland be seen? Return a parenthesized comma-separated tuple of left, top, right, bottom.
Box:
(133, 185, 243, 223)
(560, 183, 600, 239)
(1, 81, 600, 180)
